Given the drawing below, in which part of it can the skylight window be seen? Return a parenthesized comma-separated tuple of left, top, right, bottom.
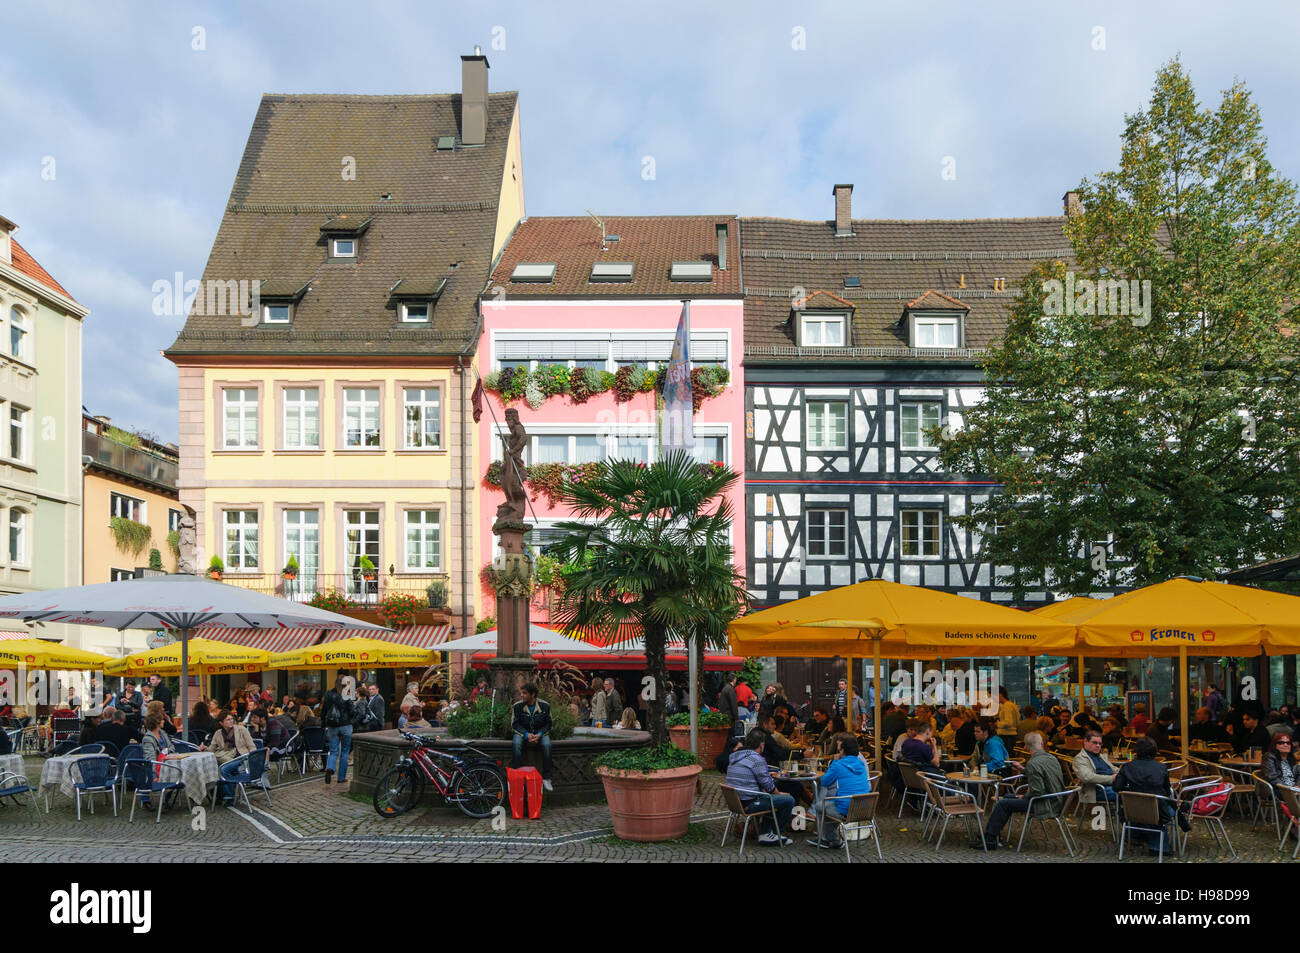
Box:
(670, 261, 712, 282)
(843, 276, 861, 289)
(590, 261, 634, 283)
(436, 136, 456, 150)
(511, 263, 557, 283)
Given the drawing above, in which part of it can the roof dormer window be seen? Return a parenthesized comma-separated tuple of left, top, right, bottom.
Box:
(388, 278, 446, 324)
(910, 315, 960, 348)
(798, 313, 847, 347)
(263, 303, 292, 324)
(320, 217, 371, 260)
(401, 302, 430, 323)
(331, 238, 356, 258)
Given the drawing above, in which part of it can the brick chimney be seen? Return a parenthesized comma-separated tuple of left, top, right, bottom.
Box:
(460, 50, 489, 147)
(833, 184, 853, 237)
(1063, 190, 1083, 217)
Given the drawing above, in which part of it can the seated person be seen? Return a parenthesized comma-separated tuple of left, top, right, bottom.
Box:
(77, 715, 101, 747)
(139, 711, 173, 764)
(1113, 737, 1175, 855)
(970, 718, 1015, 774)
(881, 703, 907, 746)
(813, 735, 872, 849)
(511, 683, 555, 792)
(295, 705, 321, 731)
(979, 731, 1063, 850)
(1129, 703, 1150, 736)
(1072, 729, 1119, 803)
(1230, 711, 1270, 754)
(617, 707, 641, 730)
(1188, 707, 1225, 745)
(404, 704, 434, 730)
(208, 710, 257, 765)
(189, 701, 216, 741)
(804, 708, 831, 739)
(94, 708, 138, 751)
(1016, 706, 1040, 742)
(263, 709, 293, 749)
(246, 710, 268, 743)
(725, 729, 794, 846)
(1146, 708, 1179, 751)
(1100, 717, 1125, 751)
(1106, 705, 1127, 729)
(900, 722, 942, 772)
(953, 709, 978, 756)
(815, 715, 847, 752)
(892, 719, 921, 761)
(145, 700, 178, 737)
(1262, 732, 1299, 788)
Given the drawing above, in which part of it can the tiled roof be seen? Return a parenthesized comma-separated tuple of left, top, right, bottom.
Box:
(488, 215, 742, 297)
(740, 216, 1073, 360)
(167, 92, 518, 358)
(9, 238, 77, 303)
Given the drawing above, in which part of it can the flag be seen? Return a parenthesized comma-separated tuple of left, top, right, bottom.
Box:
(471, 377, 484, 423)
(660, 301, 694, 455)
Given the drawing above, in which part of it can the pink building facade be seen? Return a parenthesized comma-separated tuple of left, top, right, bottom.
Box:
(475, 216, 745, 629)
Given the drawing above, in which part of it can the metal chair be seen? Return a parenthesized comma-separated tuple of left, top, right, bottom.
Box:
(1251, 770, 1280, 839)
(268, 730, 300, 781)
(49, 716, 80, 748)
(300, 725, 328, 772)
(70, 755, 117, 820)
(718, 784, 781, 858)
(1012, 788, 1079, 856)
(187, 729, 210, 746)
(1117, 791, 1180, 862)
(64, 743, 105, 757)
(3, 727, 21, 752)
(220, 748, 271, 810)
(169, 740, 201, 753)
(1275, 785, 1300, 858)
(897, 762, 934, 817)
(0, 770, 41, 822)
(921, 778, 986, 853)
(821, 791, 882, 861)
(1178, 779, 1236, 858)
(121, 758, 186, 824)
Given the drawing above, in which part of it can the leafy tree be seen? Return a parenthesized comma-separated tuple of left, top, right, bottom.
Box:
(549, 452, 748, 746)
(941, 60, 1300, 592)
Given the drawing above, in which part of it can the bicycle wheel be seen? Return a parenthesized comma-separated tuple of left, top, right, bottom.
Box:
(453, 761, 507, 818)
(373, 766, 424, 818)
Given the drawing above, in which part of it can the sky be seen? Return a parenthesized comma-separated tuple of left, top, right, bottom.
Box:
(3, 0, 1299, 443)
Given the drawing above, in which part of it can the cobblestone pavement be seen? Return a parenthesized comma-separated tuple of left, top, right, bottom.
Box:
(1, 755, 1293, 862)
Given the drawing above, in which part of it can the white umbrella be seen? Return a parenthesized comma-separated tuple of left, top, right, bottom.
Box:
(441, 623, 611, 655)
(0, 573, 389, 737)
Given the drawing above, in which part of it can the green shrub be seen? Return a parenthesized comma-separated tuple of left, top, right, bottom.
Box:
(475, 617, 495, 634)
(445, 696, 511, 739)
(148, 548, 163, 571)
(666, 710, 732, 729)
(594, 743, 699, 772)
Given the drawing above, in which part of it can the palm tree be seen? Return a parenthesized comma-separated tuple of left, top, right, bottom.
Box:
(549, 452, 748, 746)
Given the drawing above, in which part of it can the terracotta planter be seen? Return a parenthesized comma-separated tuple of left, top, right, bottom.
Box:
(208, 571, 222, 580)
(669, 724, 731, 765)
(596, 763, 702, 842)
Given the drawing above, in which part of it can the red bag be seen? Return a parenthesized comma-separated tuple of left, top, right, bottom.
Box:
(1191, 782, 1231, 815)
(506, 766, 544, 819)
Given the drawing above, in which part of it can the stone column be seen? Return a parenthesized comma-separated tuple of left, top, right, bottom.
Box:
(489, 407, 533, 698)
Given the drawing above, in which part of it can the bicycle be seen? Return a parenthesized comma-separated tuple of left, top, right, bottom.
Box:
(373, 730, 507, 819)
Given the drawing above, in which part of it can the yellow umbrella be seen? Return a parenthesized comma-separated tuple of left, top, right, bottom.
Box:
(103, 637, 269, 677)
(266, 635, 434, 671)
(0, 639, 112, 671)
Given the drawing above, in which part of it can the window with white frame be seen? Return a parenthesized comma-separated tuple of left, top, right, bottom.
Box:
(283, 387, 319, 449)
(404, 509, 441, 570)
(900, 402, 942, 451)
(8, 406, 26, 462)
(806, 401, 848, 451)
(911, 315, 960, 348)
(331, 237, 356, 258)
(9, 509, 27, 564)
(531, 434, 606, 465)
(495, 331, 729, 373)
(9, 306, 28, 361)
(403, 388, 441, 449)
(262, 304, 292, 324)
(806, 509, 848, 558)
(615, 434, 653, 464)
(344, 510, 380, 593)
(168, 509, 183, 532)
(223, 510, 259, 571)
(693, 433, 727, 465)
(342, 388, 380, 448)
(283, 509, 319, 595)
(110, 492, 145, 522)
(800, 313, 846, 347)
(400, 302, 429, 323)
(901, 509, 942, 557)
(222, 388, 259, 448)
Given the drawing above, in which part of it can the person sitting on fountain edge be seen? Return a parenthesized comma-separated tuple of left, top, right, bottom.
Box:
(512, 682, 554, 792)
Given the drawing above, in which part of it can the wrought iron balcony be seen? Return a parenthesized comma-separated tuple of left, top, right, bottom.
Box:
(219, 570, 452, 611)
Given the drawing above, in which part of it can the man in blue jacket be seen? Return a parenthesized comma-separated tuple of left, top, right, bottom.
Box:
(814, 736, 872, 849)
(511, 682, 554, 792)
(725, 729, 794, 845)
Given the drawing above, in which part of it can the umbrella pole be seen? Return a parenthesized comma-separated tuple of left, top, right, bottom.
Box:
(1180, 646, 1189, 762)
(181, 627, 190, 740)
(846, 655, 854, 728)
(1077, 654, 1084, 715)
(873, 638, 882, 772)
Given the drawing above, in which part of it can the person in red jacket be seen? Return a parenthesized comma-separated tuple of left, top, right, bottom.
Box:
(735, 678, 755, 712)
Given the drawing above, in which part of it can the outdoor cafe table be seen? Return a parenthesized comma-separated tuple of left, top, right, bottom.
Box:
(43, 751, 221, 811)
(773, 767, 823, 838)
(0, 752, 23, 779)
(40, 752, 101, 811)
(946, 771, 1000, 808)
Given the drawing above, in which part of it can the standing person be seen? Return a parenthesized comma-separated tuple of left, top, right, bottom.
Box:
(589, 677, 608, 726)
(718, 673, 740, 744)
(834, 678, 849, 720)
(1206, 683, 1224, 722)
(995, 686, 1018, 750)
(734, 677, 755, 714)
(355, 682, 386, 733)
(603, 678, 622, 725)
(511, 682, 554, 792)
(118, 681, 143, 732)
(149, 674, 173, 717)
(320, 676, 355, 785)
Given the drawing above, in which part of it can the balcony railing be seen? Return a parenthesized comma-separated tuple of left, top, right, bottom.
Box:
(84, 430, 178, 490)
(220, 571, 452, 610)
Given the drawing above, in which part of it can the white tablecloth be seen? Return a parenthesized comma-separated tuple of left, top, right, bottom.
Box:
(40, 753, 102, 796)
(0, 753, 24, 779)
(42, 751, 221, 807)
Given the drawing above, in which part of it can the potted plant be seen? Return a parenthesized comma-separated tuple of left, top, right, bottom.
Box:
(359, 555, 377, 581)
(426, 579, 448, 609)
(148, 548, 163, 572)
(667, 710, 733, 764)
(282, 555, 299, 581)
(593, 744, 702, 842)
(207, 554, 224, 580)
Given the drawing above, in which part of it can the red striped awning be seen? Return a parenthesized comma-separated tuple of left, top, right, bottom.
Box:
(0, 631, 31, 640)
(196, 626, 324, 654)
(319, 625, 450, 649)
